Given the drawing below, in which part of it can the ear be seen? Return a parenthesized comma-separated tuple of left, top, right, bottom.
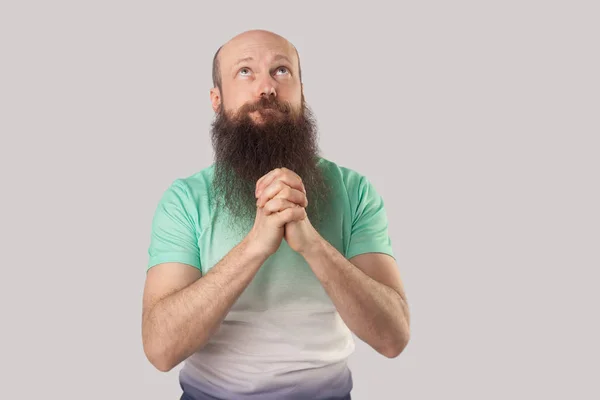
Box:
(210, 87, 221, 113)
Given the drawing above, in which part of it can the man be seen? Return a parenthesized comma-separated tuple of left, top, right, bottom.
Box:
(142, 29, 410, 400)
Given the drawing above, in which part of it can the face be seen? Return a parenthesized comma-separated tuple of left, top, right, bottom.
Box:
(209, 32, 331, 232)
(210, 32, 303, 122)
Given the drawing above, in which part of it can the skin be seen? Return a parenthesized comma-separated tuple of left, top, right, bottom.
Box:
(142, 30, 411, 372)
(209, 30, 303, 122)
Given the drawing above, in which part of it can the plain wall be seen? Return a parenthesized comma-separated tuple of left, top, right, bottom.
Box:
(0, 1, 598, 399)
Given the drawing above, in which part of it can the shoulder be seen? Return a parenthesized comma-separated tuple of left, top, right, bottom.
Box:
(153, 164, 216, 226)
(161, 164, 215, 202)
(317, 156, 370, 194)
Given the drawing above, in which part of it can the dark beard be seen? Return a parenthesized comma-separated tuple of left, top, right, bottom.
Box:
(210, 95, 331, 234)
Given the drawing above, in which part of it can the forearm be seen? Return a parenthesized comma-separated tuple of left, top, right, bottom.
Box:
(300, 238, 410, 358)
(144, 237, 269, 371)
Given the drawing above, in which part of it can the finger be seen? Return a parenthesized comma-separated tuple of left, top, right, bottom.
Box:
(255, 168, 281, 196)
(256, 169, 276, 194)
(257, 181, 307, 208)
(262, 198, 298, 216)
(257, 168, 304, 198)
(257, 169, 284, 197)
(273, 186, 308, 208)
(257, 175, 306, 204)
(257, 180, 287, 207)
(275, 205, 306, 226)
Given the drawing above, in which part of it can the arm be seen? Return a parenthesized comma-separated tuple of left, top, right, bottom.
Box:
(143, 172, 307, 372)
(256, 168, 410, 357)
(142, 237, 269, 372)
(299, 239, 410, 358)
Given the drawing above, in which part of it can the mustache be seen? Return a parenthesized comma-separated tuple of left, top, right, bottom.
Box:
(237, 97, 292, 115)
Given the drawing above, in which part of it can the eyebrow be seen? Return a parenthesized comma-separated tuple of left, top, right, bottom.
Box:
(273, 54, 292, 64)
(232, 54, 293, 68)
(233, 57, 254, 67)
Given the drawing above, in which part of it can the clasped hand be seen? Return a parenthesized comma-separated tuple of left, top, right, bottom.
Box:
(246, 167, 319, 257)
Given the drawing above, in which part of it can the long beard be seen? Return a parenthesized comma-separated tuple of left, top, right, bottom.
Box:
(210, 96, 331, 233)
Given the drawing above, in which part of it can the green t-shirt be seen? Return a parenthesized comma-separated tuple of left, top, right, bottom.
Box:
(148, 156, 394, 274)
(146, 156, 395, 398)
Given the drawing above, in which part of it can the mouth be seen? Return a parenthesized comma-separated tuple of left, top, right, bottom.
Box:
(251, 107, 281, 115)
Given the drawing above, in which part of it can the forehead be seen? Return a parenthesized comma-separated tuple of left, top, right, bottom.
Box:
(219, 34, 297, 69)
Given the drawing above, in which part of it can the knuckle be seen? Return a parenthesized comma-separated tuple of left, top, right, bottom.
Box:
(270, 198, 283, 209)
(264, 202, 274, 212)
(292, 209, 303, 220)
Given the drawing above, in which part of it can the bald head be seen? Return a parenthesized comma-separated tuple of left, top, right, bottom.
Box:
(210, 30, 303, 116)
(213, 30, 302, 90)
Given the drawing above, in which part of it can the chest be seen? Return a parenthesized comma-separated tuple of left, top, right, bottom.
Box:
(196, 194, 352, 312)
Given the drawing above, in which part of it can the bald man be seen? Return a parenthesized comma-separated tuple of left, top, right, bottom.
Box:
(142, 30, 410, 400)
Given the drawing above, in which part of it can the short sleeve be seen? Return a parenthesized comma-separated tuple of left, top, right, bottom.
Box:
(147, 179, 202, 272)
(346, 176, 395, 260)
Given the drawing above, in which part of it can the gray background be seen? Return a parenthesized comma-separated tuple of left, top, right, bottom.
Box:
(1, 1, 598, 399)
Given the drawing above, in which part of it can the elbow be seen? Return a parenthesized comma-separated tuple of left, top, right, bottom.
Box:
(146, 348, 178, 372)
(380, 330, 411, 359)
(143, 333, 178, 372)
(381, 300, 411, 358)
(381, 340, 409, 359)
(152, 357, 176, 373)
(144, 344, 176, 372)
(142, 330, 208, 372)
(142, 317, 180, 372)
(381, 341, 408, 358)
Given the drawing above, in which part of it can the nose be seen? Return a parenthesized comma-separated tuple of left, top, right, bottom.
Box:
(261, 88, 276, 99)
(256, 75, 277, 99)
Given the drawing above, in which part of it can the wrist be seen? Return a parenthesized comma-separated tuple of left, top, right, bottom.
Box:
(298, 232, 327, 260)
(241, 234, 273, 261)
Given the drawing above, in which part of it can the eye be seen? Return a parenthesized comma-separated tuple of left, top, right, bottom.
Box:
(238, 67, 252, 76)
(275, 66, 289, 76)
